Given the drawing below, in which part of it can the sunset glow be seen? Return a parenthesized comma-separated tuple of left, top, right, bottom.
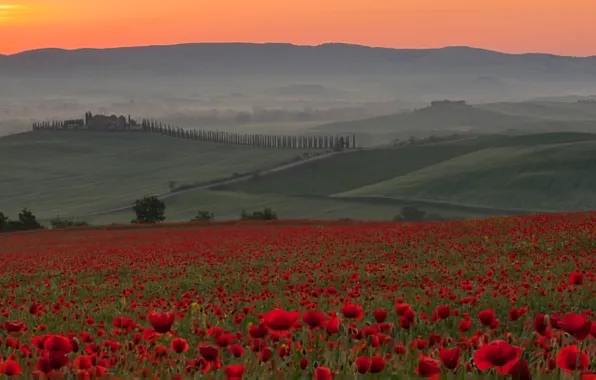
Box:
(0, 0, 595, 56)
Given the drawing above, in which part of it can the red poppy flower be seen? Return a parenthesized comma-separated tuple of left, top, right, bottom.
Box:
(508, 359, 532, 380)
(557, 345, 589, 374)
(43, 334, 73, 353)
(340, 304, 363, 320)
(534, 314, 548, 335)
(224, 364, 245, 380)
(416, 356, 441, 379)
(148, 311, 175, 333)
(314, 366, 333, 380)
(473, 340, 520, 374)
(370, 356, 385, 373)
(373, 309, 388, 323)
(4, 321, 26, 333)
(478, 309, 496, 327)
(263, 309, 299, 331)
(436, 305, 451, 320)
(171, 338, 189, 353)
(229, 344, 244, 358)
(568, 270, 583, 285)
(0, 360, 22, 377)
(303, 311, 327, 328)
(439, 347, 461, 370)
(355, 357, 370, 374)
(199, 344, 219, 362)
(559, 312, 591, 340)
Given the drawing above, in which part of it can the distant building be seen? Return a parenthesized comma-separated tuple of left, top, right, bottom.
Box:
(430, 100, 468, 107)
(85, 112, 139, 130)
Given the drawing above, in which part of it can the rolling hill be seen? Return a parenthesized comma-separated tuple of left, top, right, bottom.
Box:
(0, 131, 312, 219)
(3, 44, 596, 78)
(477, 101, 596, 121)
(3, 130, 596, 225)
(218, 132, 596, 214)
(2, 44, 596, 103)
(313, 103, 596, 136)
(336, 140, 596, 211)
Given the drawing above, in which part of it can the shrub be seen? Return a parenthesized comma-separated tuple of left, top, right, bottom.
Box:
(132, 196, 166, 223)
(17, 208, 43, 230)
(0, 211, 6, 230)
(192, 210, 214, 221)
(0, 208, 44, 232)
(50, 217, 89, 229)
(394, 206, 427, 222)
(240, 207, 278, 221)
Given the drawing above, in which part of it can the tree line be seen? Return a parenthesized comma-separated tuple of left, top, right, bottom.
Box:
(0, 199, 446, 234)
(31, 113, 357, 150)
(139, 119, 356, 150)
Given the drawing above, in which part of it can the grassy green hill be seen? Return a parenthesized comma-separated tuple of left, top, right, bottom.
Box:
(0, 131, 311, 219)
(217, 132, 596, 196)
(313, 103, 596, 141)
(216, 144, 484, 196)
(4, 130, 596, 225)
(313, 104, 533, 133)
(336, 140, 596, 211)
(218, 132, 596, 214)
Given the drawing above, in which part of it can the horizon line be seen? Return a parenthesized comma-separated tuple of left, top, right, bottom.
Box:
(2, 41, 595, 59)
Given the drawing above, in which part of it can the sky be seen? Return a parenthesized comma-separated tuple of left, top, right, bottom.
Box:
(0, 0, 595, 56)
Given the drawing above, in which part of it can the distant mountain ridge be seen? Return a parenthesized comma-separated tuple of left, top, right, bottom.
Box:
(1, 43, 595, 78)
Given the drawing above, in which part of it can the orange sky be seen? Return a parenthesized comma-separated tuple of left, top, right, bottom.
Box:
(0, 0, 594, 56)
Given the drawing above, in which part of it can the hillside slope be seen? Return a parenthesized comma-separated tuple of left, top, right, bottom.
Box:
(0, 131, 311, 219)
(215, 144, 484, 196)
(313, 104, 596, 135)
(477, 101, 596, 121)
(337, 141, 596, 211)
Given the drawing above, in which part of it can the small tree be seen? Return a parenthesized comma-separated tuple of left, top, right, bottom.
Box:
(240, 207, 278, 221)
(132, 196, 166, 223)
(0, 211, 7, 231)
(18, 208, 42, 230)
(394, 206, 426, 222)
(192, 210, 214, 221)
(50, 217, 89, 229)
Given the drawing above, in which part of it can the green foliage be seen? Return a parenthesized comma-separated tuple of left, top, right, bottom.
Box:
(240, 207, 278, 220)
(50, 217, 89, 229)
(394, 206, 427, 222)
(0, 208, 43, 232)
(17, 208, 43, 230)
(192, 210, 214, 221)
(133, 196, 166, 223)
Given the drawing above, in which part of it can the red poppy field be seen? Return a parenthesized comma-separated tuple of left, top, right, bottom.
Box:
(1, 214, 596, 379)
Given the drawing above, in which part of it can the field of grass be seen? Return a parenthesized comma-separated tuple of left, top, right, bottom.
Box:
(338, 141, 596, 211)
(218, 132, 596, 215)
(1, 213, 596, 378)
(4, 128, 596, 225)
(0, 131, 312, 219)
(218, 144, 485, 196)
